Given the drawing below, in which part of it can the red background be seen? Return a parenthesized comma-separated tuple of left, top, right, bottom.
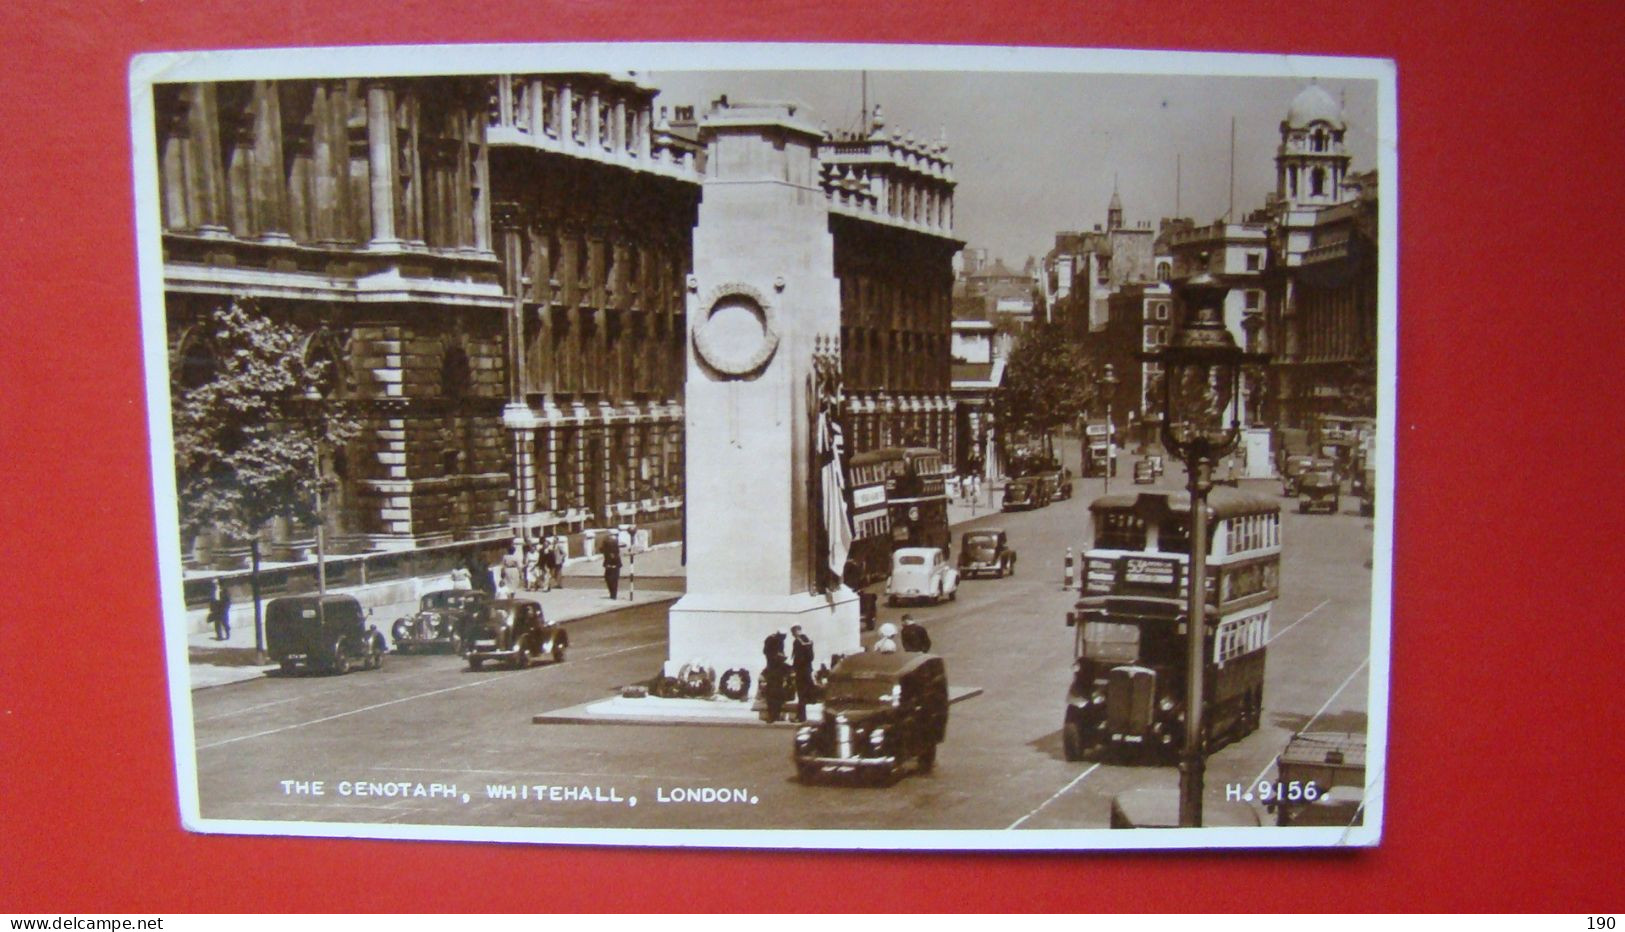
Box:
(1, 0, 1620, 913)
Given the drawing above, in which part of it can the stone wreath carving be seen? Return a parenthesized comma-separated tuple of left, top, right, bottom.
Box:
(691, 282, 780, 378)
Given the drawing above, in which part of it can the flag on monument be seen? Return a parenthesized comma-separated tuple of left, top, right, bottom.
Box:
(817, 398, 852, 584)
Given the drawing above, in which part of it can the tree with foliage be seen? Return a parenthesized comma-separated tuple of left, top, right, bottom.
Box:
(171, 298, 362, 546)
(994, 321, 1099, 459)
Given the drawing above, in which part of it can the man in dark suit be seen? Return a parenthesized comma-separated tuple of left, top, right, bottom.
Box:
(790, 625, 816, 723)
(900, 614, 932, 653)
(599, 532, 622, 600)
(762, 631, 789, 723)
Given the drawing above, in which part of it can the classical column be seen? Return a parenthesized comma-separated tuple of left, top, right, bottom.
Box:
(186, 83, 229, 237)
(365, 82, 402, 249)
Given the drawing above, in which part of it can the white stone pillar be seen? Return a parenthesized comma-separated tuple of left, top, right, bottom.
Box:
(665, 102, 860, 678)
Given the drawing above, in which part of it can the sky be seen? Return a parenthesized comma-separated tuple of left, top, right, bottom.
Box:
(647, 70, 1380, 267)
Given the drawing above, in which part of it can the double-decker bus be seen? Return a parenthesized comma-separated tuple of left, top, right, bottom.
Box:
(1062, 488, 1281, 761)
(845, 447, 953, 585)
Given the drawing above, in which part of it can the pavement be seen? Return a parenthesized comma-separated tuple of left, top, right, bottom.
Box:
(186, 544, 687, 690)
(533, 684, 985, 728)
(186, 487, 1004, 691)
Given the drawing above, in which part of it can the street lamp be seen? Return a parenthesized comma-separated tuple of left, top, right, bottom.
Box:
(1141, 269, 1269, 827)
(1100, 363, 1119, 494)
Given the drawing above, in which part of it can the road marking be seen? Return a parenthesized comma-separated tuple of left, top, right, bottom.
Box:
(1269, 598, 1332, 645)
(1006, 763, 1101, 830)
(1246, 657, 1369, 791)
(194, 696, 302, 723)
(196, 641, 661, 751)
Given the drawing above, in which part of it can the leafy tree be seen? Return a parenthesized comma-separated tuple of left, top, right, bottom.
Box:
(995, 321, 1098, 458)
(171, 299, 362, 545)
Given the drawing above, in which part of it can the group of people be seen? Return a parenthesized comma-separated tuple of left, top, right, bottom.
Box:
(446, 536, 571, 597)
(870, 614, 931, 654)
(761, 626, 817, 723)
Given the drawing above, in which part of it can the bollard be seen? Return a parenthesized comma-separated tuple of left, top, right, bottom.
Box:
(1063, 546, 1075, 590)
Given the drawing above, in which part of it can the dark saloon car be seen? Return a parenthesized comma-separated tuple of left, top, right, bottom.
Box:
(1133, 460, 1155, 485)
(1298, 470, 1341, 514)
(464, 598, 567, 670)
(1002, 477, 1047, 511)
(958, 529, 1017, 578)
(1280, 454, 1318, 497)
(391, 589, 490, 653)
(793, 653, 948, 784)
(266, 595, 386, 675)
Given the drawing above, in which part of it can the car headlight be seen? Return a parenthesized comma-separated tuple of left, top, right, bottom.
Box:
(1159, 698, 1175, 713)
(868, 728, 887, 747)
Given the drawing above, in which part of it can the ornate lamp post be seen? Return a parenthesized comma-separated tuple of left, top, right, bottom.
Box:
(1100, 363, 1118, 493)
(1141, 270, 1269, 827)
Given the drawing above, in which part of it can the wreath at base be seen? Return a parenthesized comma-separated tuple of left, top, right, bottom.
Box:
(718, 668, 752, 701)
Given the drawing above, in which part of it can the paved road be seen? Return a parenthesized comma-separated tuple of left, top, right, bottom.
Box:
(191, 445, 1375, 832)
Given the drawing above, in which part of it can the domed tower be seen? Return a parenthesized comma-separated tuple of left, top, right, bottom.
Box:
(1276, 83, 1351, 208)
(1107, 178, 1124, 231)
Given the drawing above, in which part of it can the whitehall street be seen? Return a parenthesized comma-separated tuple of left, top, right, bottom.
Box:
(190, 445, 1373, 832)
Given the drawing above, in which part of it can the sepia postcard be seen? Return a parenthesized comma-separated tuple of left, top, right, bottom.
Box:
(134, 42, 1396, 849)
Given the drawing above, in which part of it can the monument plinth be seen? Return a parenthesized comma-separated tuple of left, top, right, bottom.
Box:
(665, 101, 860, 677)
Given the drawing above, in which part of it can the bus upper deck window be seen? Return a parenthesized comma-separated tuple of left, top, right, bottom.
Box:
(1096, 512, 1144, 550)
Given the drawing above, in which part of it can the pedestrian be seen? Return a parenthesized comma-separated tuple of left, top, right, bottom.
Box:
(449, 565, 471, 590)
(761, 630, 789, 723)
(900, 613, 931, 653)
(523, 541, 541, 591)
(502, 542, 523, 593)
(872, 622, 900, 653)
(208, 579, 231, 641)
(599, 530, 622, 600)
(790, 625, 816, 722)
(494, 577, 513, 600)
(553, 535, 569, 589)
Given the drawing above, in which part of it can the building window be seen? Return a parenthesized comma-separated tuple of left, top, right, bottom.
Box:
(1311, 167, 1326, 197)
(1156, 262, 1171, 282)
(1155, 302, 1169, 321)
(1246, 253, 1261, 271)
(1246, 290, 1262, 311)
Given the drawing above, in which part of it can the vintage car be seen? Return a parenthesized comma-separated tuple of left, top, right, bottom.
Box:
(958, 529, 1017, 578)
(463, 598, 567, 670)
(1298, 469, 1341, 514)
(1132, 460, 1156, 485)
(886, 547, 959, 605)
(1270, 731, 1366, 827)
(390, 589, 490, 653)
(265, 595, 386, 675)
(1001, 476, 1048, 511)
(1280, 454, 1319, 496)
(1038, 468, 1074, 502)
(793, 652, 949, 784)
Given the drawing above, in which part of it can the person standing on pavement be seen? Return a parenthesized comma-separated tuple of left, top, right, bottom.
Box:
(208, 580, 231, 641)
(599, 531, 622, 600)
(502, 542, 523, 594)
(760, 630, 789, 722)
(900, 613, 931, 653)
(790, 625, 816, 722)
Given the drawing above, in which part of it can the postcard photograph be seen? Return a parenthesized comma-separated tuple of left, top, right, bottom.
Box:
(134, 43, 1395, 849)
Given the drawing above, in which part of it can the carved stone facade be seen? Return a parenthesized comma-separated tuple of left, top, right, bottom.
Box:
(159, 77, 510, 562)
(487, 73, 699, 544)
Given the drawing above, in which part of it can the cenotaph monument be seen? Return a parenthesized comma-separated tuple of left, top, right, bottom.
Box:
(664, 100, 861, 677)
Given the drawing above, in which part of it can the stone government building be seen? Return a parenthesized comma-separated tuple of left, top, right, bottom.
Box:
(157, 73, 961, 593)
